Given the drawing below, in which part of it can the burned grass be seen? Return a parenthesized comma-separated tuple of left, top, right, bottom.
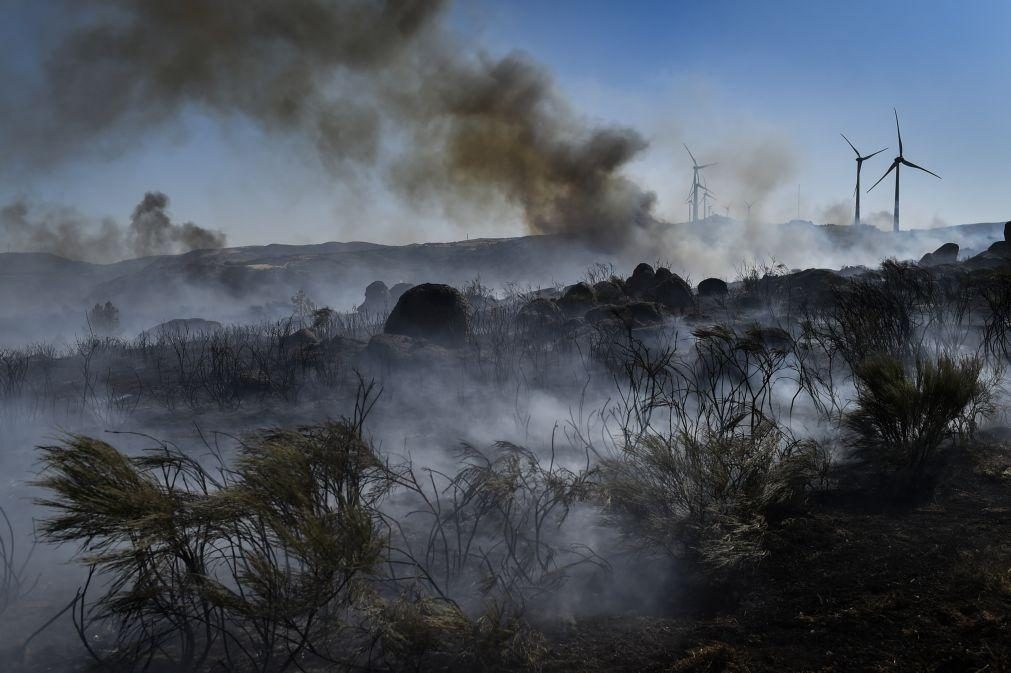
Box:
(537, 438, 1011, 673)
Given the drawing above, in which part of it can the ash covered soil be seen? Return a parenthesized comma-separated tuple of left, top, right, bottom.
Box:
(542, 440, 1011, 673)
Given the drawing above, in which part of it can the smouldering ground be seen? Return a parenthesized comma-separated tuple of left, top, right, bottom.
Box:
(539, 438, 1011, 673)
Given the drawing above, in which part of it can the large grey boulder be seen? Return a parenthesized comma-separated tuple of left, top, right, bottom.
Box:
(624, 263, 692, 310)
(558, 282, 597, 315)
(281, 328, 321, 352)
(517, 297, 564, 334)
(358, 281, 391, 314)
(384, 283, 470, 348)
(593, 279, 625, 304)
(625, 263, 656, 299)
(389, 283, 414, 304)
(652, 271, 693, 310)
(142, 318, 223, 339)
(697, 278, 729, 298)
(919, 242, 958, 267)
(586, 301, 665, 330)
(365, 333, 458, 368)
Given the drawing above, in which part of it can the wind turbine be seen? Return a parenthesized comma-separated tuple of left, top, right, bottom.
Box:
(840, 133, 887, 226)
(684, 144, 716, 224)
(868, 109, 941, 232)
(700, 186, 716, 220)
(743, 200, 753, 222)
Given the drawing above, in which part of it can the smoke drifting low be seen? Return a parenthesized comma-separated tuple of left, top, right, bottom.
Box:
(1, 192, 226, 262)
(6, 0, 656, 249)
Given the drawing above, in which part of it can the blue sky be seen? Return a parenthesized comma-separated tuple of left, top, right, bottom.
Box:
(465, 0, 1011, 226)
(3, 0, 1009, 246)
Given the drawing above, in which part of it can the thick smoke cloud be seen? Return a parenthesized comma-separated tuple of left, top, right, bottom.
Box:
(129, 192, 227, 257)
(1, 192, 226, 262)
(7, 0, 656, 249)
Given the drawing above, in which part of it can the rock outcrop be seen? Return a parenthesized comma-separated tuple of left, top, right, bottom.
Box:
(384, 283, 470, 348)
(919, 242, 959, 267)
(358, 280, 391, 314)
(697, 278, 729, 298)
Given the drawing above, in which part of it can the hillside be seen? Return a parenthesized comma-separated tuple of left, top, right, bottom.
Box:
(0, 219, 1006, 345)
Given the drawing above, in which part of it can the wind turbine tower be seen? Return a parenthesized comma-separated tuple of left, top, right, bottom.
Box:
(684, 144, 716, 224)
(840, 133, 887, 226)
(868, 109, 941, 232)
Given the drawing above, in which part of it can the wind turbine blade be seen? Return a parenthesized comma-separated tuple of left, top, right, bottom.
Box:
(683, 144, 698, 166)
(698, 162, 718, 169)
(901, 158, 941, 179)
(868, 160, 898, 192)
(862, 147, 889, 160)
(893, 108, 903, 156)
(841, 133, 859, 156)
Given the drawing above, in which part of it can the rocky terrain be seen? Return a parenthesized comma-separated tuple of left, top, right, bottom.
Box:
(3, 218, 1006, 346)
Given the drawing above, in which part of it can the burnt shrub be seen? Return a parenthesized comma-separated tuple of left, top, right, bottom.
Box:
(602, 421, 826, 573)
(598, 329, 828, 577)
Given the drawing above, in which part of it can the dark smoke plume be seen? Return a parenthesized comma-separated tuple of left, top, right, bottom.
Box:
(7, 0, 655, 249)
(1, 192, 226, 262)
(129, 192, 226, 257)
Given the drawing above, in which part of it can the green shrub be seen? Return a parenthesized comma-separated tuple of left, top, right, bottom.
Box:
(33, 424, 585, 671)
(846, 354, 990, 474)
(34, 420, 393, 671)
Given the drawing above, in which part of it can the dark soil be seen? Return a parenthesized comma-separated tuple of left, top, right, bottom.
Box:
(538, 439, 1011, 673)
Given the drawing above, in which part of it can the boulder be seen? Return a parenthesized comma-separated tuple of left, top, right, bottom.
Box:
(326, 335, 367, 355)
(142, 318, 223, 339)
(281, 328, 321, 352)
(517, 297, 564, 334)
(384, 283, 470, 348)
(919, 242, 958, 267)
(741, 325, 793, 351)
(652, 271, 693, 310)
(625, 302, 666, 328)
(623, 263, 692, 309)
(365, 333, 456, 368)
(625, 263, 656, 299)
(752, 268, 841, 308)
(654, 277, 693, 310)
(989, 240, 1011, 258)
(586, 301, 665, 330)
(593, 279, 625, 304)
(358, 280, 391, 314)
(697, 278, 729, 298)
(561, 281, 595, 303)
(558, 282, 597, 315)
(389, 282, 414, 304)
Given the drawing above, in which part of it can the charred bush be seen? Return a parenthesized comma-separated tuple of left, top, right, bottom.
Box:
(599, 327, 828, 578)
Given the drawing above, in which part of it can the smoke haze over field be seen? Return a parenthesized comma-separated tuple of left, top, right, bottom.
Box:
(1, 192, 226, 262)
